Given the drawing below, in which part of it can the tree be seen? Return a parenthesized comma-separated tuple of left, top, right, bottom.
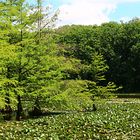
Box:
(0, 0, 95, 119)
(0, 0, 62, 120)
(99, 19, 140, 92)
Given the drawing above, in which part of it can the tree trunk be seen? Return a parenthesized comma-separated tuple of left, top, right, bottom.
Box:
(32, 97, 42, 116)
(16, 95, 23, 121)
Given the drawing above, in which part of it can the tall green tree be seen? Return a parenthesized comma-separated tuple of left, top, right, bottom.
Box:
(0, 0, 94, 119)
(0, 0, 62, 120)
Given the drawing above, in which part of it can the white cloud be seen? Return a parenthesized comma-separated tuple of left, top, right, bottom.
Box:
(57, 0, 115, 26)
(56, 0, 140, 26)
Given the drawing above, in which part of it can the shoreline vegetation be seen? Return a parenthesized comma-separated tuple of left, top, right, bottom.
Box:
(0, 98, 140, 140)
(0, 0, 140, 139)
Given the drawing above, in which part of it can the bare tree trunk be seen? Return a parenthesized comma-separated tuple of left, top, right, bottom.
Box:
(16, 95, 23, 121)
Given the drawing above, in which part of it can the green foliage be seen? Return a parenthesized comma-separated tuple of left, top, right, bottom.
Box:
(45, 80, 93, 110)
(80, 53, 108, 82)
(0, 0, 62, 115)
(95, 82, 121, 99)
(55, 25, 99, 63)
(99, 19, 140, 92)
(0, 97, 5, 109)
(0, 99, 140, 139)
(0, 0, 99, 113)
(55, 18, 140, 93)
(1, 0, 138, 119)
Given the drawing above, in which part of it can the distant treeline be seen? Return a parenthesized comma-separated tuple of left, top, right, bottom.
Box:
(53, 18, 140, 93)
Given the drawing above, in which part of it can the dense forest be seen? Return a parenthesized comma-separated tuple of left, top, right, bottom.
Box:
(54, 19, 140, 93)
(0, 0, 140, 121)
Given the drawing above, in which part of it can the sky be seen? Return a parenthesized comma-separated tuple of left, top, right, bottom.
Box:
(30, 0, 140, 26)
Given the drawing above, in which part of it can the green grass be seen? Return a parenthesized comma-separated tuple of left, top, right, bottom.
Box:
(0, 99, 140, 140)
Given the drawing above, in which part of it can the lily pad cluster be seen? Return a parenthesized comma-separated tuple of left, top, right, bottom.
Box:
(0, 99, 140, 140)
